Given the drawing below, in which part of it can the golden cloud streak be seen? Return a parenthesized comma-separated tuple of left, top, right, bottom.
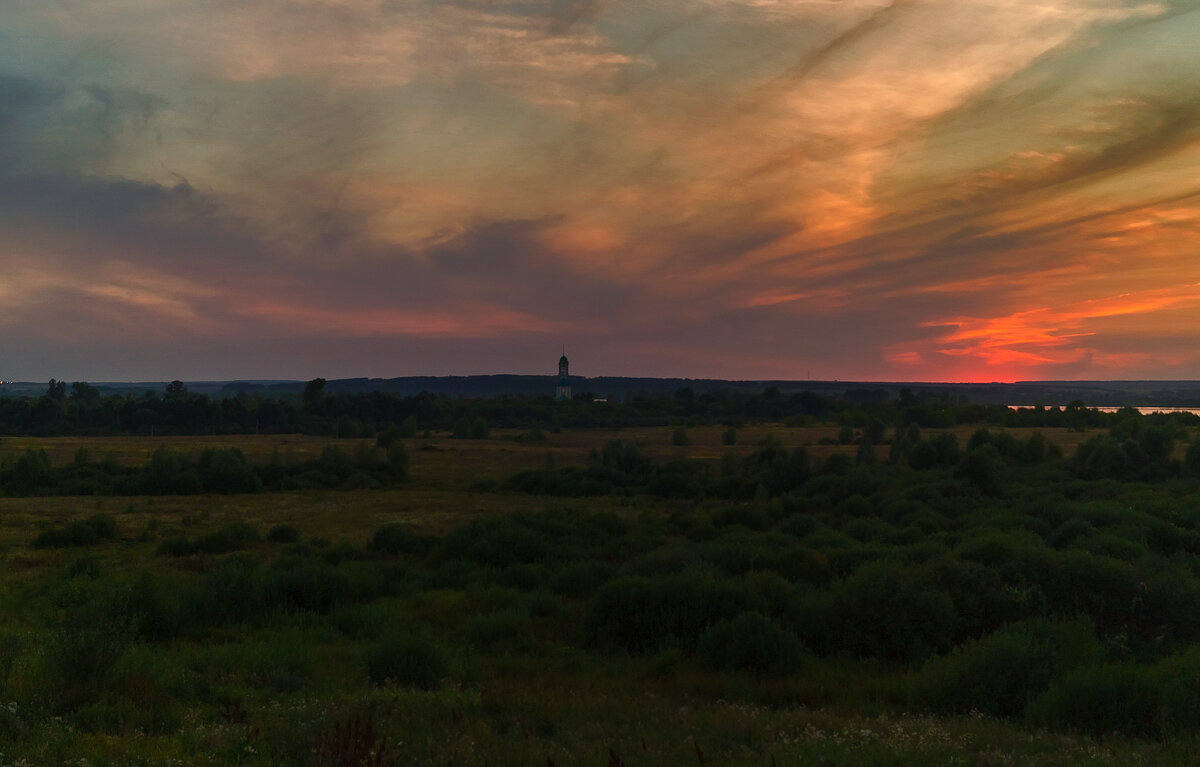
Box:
(236, 301, 568, 338)
(896, 285, 1200, 372)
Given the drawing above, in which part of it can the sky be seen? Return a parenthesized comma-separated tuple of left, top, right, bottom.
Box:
(2, 0, 1200, 383)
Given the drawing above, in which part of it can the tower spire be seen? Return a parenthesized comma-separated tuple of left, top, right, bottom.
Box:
(556, 349, 571, 401)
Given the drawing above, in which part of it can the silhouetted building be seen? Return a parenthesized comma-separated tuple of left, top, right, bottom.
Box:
(556, 354, 571, 401)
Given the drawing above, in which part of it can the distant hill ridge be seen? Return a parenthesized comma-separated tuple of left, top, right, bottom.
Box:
(6, 376, 1200, 406)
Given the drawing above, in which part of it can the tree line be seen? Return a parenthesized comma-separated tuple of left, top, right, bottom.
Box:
(2, 378, 1193, 438)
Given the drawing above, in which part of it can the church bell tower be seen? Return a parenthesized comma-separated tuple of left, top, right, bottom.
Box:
(555, 352, 571, 401)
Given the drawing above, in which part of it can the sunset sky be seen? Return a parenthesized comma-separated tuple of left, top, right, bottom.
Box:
(2, 0, 1200, 383)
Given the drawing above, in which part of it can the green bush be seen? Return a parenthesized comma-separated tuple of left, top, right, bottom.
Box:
(621, 544, 702, 577)
(263, 558, 355, 614)
(376, 426, 401, 449)
(84, 513, 117, 540)
(5, 448, 55, 494)
(368, 523, 431, 556)
(321, 541, 365, 565)
(1184, 437, 1200, 476)
(33, 522, 94, 549)
(366, 629, 449, 690)
(194, 521, 262, 554)
(523, 588, 564, 618)
(830, 561, 957, 661)
(42, 624, 131, 713)
(496, 563, 549, 591)
(329, 603, 385, 639)
(711, 504, 770, 530)
(821, 453, 853, 476)
(74, 646, 185, 734)
(836, 495, 873, 518)
(387, 442, 411, 481)
(464, 608, 531, 652)
(125, 571, 185, 641)
(193, 555, 264, 625)
(32, 513, 118, 549)
(317, 445, 353, 483)
(699, 532, 829, 584)
(74, 693, 182, 736)
(550, 561, 614, 598)
(1027, 663, 1161, 739)
(1076, 532, 1146, 561)
(197, 448, 262, 493)
(140, 447, 202, 495)
(156, 536, 198, 557)
(912, 618, 1102, 717)
(452, 416, 471, 439)
(697, 611, 808, 676)
(399, 415, 418, 438)
(778, 512, 818, 538)
(909, 433, 960, 470)
(267, 524, 301, 543)
(66, 557, 102, 579)
(439, 517, 552, 568)
(1157, 647, 1200, 732)
(588, 571, 749, 654)
(209, 636, 314, 692)
(956, 445, 1004, 495)
(1047, 518, 1095, 549)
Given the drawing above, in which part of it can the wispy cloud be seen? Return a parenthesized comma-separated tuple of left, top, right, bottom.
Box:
(1, 0, 1199, 380)
(886, 284, 1200, 375)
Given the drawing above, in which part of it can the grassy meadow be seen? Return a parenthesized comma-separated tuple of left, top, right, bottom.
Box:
(1, 420, 1200, 765)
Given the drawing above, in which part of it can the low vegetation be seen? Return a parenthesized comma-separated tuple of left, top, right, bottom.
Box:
(0, 394, 1199, 764)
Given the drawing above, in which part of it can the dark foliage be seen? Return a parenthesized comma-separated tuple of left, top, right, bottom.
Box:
(587, 572, 750, 653)
(365, 629, 448, 690)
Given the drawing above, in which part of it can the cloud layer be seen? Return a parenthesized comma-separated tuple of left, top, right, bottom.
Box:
(2, 0, 1199, 382)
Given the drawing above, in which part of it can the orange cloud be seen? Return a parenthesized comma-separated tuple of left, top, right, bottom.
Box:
(739, 288, 850, 311)
(889, 284, 1200, 378)
(237, 301, 567, 339)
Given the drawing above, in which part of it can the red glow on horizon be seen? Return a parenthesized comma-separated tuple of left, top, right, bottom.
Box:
(879, 285, 1200, 382)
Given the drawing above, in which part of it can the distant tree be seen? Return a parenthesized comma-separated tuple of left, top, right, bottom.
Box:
(671, 426, 691, 446)
(387, 442, 411, 481)
(45, 379, 66, 401)
(1185, 438, 1200, 477)
(856, 442, 877, 465)
(399, 415, 419, 438)
(469, 417, 490, 439)
(957, 445, 1004, 495)
(452, 416, 471, 439)
(865, 418, 887, 445)
(69, 381, 100, 402)
(1064, 400, 1088, 431)
(376, 426, 401, 450)
(1139, 426, 1174, 464)
(165, 380, 186, 397)
(303, 378, 326, 410)
(34, 382, 67, 431)
(8, 448, 54, 494)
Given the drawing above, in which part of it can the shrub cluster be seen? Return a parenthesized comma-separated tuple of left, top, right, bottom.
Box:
(32, 514, 118, 549)
(1, 442, 410, 497)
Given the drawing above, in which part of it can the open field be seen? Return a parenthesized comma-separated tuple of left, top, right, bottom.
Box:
(0, 421, 1111, 478)
(1, 420, 1200, 764)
